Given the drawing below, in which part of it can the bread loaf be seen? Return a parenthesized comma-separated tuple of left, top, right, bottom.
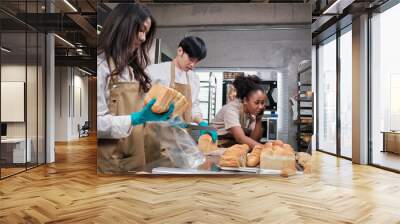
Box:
(260, 143, 296, 171)
(246, 155, 259, 167)
(246, 145, 263, 167)
(218, 144, 249, 167)
(261, 147, 273, 156)
(172, 92, 189, 117)
(223, 144, 249, 157)
(198, 134, 218, 153)
(270, 140, 284, 146)
(264, 142, 273, 149)
(296, 152, 312, 174)
(144, 84, 189, 117)
(274, 146, 295, 157)
(219, 157, 241, 167)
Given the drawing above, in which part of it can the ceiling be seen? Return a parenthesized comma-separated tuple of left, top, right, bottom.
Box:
(103, 0, 311, 2)
(311, 0, 390, 44)
(1, 0, 314, 75)
(0, 0, 97, 74)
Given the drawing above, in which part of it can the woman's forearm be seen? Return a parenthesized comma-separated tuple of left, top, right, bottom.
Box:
(250, 120, 263, 141)
(235, 134, 261, 149)
(229, 126, 261, 149)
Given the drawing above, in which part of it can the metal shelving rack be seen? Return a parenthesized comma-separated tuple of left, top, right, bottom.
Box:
(296, 60, 313, 152)
(199, 73, 217, 123)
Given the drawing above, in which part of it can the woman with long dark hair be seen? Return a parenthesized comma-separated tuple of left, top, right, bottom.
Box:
(97, 4, 174, 174)
(210, 75, 266, 149)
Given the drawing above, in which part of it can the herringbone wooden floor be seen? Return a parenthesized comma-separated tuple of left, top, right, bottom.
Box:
(1, 135, 400, 224)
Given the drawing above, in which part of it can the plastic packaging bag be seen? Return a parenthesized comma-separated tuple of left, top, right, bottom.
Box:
(150, 120, 205, 169)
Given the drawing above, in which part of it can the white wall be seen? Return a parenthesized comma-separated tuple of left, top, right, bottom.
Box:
(54, 67, 89, 141)
(1, 64, 45, 164)
(1, 65, 39, 137)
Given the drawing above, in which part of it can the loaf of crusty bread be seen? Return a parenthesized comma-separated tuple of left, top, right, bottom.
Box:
(270, 140, 284, 146)
(223, 144, 249, 157)
(260, 153, 296, 171)
(274, 146, 295, 157)
(246, 145, 263, 167)
(219, 156, 241, 167)
(296, 152, 312, 174)
(264, 142, 273, 149)
(260, 144, 296, 171)
(198, 134, 218, 153)
(261, 147, 273, 156)
(144, 84, 189, 117)
(218, 144, 249, 167)
(171, 91, 189, 117)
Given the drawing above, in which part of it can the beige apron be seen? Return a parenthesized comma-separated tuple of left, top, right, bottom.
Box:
(169, 62, 192, 123)
(143, 62, 193, 163)
(97, 58, 146, 174)
(217, 103, 249, 148)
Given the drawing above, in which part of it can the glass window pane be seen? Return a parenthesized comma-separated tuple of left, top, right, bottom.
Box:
(318, 36, 337, 154)
(38, 32, 45, 165)
(1, 11, 28, 177)
(27, 31, 38, 169)
(371, 3, 400, 171)
(340, 28, 352, 158)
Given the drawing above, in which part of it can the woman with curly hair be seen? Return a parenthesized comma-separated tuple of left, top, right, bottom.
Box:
(210, 75, 266, 149)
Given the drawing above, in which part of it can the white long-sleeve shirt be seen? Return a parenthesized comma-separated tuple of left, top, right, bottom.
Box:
(97, 53, 133, 139)
(146, 61, 202, 120)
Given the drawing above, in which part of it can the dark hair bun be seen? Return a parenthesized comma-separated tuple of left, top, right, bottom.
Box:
(232, 75, 263, 100)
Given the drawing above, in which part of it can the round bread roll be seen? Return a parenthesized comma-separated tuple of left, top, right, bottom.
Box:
(246, 154, 259, 167)
(296, 152, 312, 165)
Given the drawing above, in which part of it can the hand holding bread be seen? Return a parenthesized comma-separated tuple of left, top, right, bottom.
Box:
(144, 84, 189, 118)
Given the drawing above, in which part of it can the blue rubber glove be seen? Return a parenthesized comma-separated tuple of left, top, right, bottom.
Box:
(199, 121, 218, 143)
(131, 98, 174, 126)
